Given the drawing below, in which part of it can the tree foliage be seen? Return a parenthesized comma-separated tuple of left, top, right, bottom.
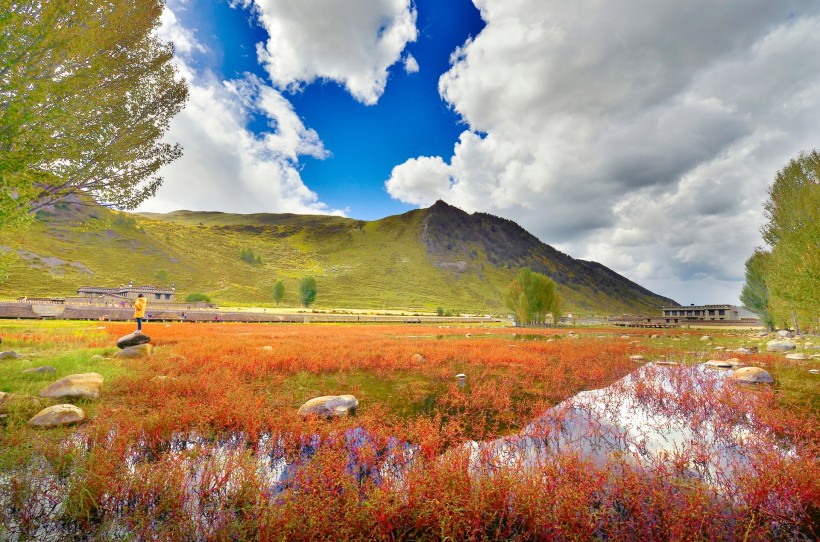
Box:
(504, 267, 561, 325)
(184, 292, 211, 304)
(155, 269, 169, 284)
(757, 150, 819, 327)
(240, 248, 261, 264)
(739, 250, 773, 330)
(272, 280, 285, 305)
(299, 276, 317, 307)
(0, 0, 188, 228)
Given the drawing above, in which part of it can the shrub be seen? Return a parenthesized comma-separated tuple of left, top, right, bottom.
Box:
(184, 292, 211, 303)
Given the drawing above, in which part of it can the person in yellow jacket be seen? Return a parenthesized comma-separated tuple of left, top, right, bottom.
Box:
(133, 293, 147, 333)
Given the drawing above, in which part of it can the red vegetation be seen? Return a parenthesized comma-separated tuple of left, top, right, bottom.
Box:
(2, 323, 818, 540)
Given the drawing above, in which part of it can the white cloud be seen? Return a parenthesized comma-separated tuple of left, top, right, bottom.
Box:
(387, 0, 820, 304)
(404, 53, 419, 74)
(141, 4, 339, 216)
(247, 0, 417, 104)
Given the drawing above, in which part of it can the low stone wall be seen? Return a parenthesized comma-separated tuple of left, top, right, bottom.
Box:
(0, 302, 501, 325)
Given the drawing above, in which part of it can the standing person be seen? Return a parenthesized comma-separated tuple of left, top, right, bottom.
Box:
(134, 293, 147, 333)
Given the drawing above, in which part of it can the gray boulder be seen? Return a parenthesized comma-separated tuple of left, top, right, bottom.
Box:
(767, 340, 796, 352)
(114, 344, 152, 358)
(0, 351, 21, 360)
(39, 373, 104, 400)
(776, 330, 794, 339)
(116, 332, 151, 349)
(22, 366, 57, 374)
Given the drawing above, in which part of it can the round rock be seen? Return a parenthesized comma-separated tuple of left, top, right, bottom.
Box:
(116, 332, 151, 349)
(785, 353, 807, 360)
(298, 395, 358, 417)
(700, 335, 712, 341)
(703, 360, 732, 369)
(776, 330, 794, 339)
(731, 367, 773, 384)
(767, 340, 796, 352)
(412, 353, 425, 363)
(39, 373, 104, 400)
(114, 344, 152, 358)
(28, 404, 86, 427)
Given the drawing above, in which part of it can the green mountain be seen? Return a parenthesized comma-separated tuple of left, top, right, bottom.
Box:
(0, 199, 676, 314)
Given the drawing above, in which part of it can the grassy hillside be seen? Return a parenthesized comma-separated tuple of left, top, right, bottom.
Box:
(0, 199, 675, 314)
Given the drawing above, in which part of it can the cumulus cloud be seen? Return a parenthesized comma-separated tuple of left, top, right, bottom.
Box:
(141, 3, 337, 215)
(244, 0, 417, 104)
(386, 0, 820, 304)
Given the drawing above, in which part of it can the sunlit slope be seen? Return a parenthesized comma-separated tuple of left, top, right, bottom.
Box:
(0, 200, 675, 313)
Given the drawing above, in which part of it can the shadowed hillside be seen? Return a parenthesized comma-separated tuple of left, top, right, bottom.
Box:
(0, 199, 676, 314)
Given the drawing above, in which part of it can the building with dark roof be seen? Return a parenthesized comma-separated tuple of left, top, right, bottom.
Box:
(77, 282, 176, 303)
(661, 304, 739, 323)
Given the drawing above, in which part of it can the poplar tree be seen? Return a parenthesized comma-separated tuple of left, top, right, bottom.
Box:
(504, 267, 561, 325)
(0, 0, 188, 226)
(760, 150, 819, 325)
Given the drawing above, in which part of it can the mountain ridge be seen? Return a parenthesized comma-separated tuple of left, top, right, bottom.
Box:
(0, 199, 677, 314)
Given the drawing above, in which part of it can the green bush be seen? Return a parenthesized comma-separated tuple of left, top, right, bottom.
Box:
(184, 292, 211, 303)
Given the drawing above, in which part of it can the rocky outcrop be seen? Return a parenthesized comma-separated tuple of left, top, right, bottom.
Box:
(39, 373, 104, 400)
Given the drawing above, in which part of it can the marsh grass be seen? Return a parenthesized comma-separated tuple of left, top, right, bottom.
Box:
(0, 321, 817, 540)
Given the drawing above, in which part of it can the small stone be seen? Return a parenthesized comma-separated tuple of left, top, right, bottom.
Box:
(700, 336, 712, 341)
(809, 369, 819, 375)
(704, 360, 733, 369)
(151, 375, 176, 382)
(767, 340, 796, 352)
(0, 351, 21, 359)
(412, 353, 425, 363)
(465, 333, 472, 338)
(736, 346, 757, 355)
(28, 404, 85, 427)
(713, 346, 725, 351)
(629, 355, 646, 362)
(620, 335, 630, 339)
(114, 344, 152, 358)
(785, 353, 808, 360)
(776, 330, 794, 339)
(650, 334, 661, 339)
(90, 355, 105, 362)
(262, 346, 273, 351)
(731, 367, 774, 384)
(298, 395, 358, 417)
(39, 373, 104, 400)
(116, 332, 151, 349)
(22, 366, 57, 374)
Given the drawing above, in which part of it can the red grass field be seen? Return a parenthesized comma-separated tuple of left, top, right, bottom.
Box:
(1, 322, 818, 540)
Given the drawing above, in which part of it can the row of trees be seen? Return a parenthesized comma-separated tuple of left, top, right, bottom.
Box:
(741, 150, 819, 331)
(504, 267, 561, 325)
(272, 277, 316, 307)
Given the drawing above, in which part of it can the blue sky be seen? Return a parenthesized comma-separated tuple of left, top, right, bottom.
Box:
(148, 0, 820, 305)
